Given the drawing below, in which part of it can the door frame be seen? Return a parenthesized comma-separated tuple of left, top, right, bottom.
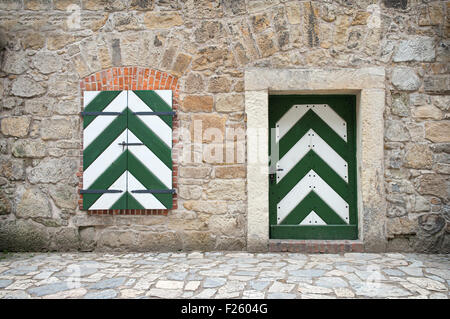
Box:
(245, 67, 387, 252)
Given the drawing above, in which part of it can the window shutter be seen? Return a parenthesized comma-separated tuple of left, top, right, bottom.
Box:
(82, 90, 174, 210)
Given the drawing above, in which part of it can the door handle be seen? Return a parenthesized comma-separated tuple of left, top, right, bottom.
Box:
(269, 169, 283, 184)
(118, 141, 144, 151)
(269, 173, 276, 184)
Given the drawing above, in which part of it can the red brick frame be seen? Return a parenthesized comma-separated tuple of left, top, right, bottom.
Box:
(77, 67, 179, 215)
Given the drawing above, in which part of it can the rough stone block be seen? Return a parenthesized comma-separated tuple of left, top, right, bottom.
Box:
(27, 158, 78, 184)
(391, 67, 421, 91)
(11, 76, 46, 97)
(179, 166, 211, 178)
(206, 180, 246, 200)
(2, 51, 27, 74)
(208, 76, 232, 93)
(424, 75, 450, 94)
(0, 157, 24, 181)
(49, 184, 78, 209)
(0, 0, 22, 10)
(393, 37, 435, 62)
(181, 231, 215, 250)
(24, 0, 52, 11)
(417, 174, 449, 200)
(383, 0, 407, 10)
(385, 120, 410, 142)
(171, 53, 192, 76)
(40, 118, 73, 140)
(136, 231, 182, 251)
(0, 219, 50, 251)
(182, 95, 213, 112)
(1, 116, 31, 137)
(190, 113, 227, 143)
(143, 12, 183, 29)
(215, 94, 244, 113)
(412, 104, 443, 120)
(12, 139, 46, 158)
(16, 186, 52, 219)
(425, 121, 450, 143)
(404, 144, 433, 169)
(214, 166, 246, 179)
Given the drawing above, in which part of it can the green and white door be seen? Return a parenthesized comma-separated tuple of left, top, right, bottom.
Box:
(269, 95, 357, 240)
(81, 90, 174, 210)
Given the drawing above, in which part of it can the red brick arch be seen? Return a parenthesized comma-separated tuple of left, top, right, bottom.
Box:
(78, 67, 180, 215)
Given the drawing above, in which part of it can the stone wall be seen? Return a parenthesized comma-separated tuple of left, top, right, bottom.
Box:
(0, 0, 448, 252)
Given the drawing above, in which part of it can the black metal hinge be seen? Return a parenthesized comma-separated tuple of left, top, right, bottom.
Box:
(80, 189, 123, 194)
(132, 111, 176, 116)
(131, 189, 176, 194)
(80, 111, 123, 116)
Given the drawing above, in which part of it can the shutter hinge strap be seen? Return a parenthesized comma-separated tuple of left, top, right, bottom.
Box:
(132, 111, 176, 116)
(80, 111, 123, 116)
(131, 189, 176, 194)
(80, 189, 123, 194)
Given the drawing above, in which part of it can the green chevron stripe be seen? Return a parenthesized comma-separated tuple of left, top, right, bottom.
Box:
(280, 192, 347, 225)
(83, 151, 127, 210)
(132, 90, 172, 127)
(83, 115, 127, 170)
(126, 193, 145, 209)
(127, 151, 172, 209)
(84, 91, 122, 128)
(275, 151, 349, 202)
(278, 109, 348, 160)
(126, 108, 172, 169)
(110, 193, 127, 210)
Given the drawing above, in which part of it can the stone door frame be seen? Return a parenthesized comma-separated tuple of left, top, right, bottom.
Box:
(245, 67, 387, 252)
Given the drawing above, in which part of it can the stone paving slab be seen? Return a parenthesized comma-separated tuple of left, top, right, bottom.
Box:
(0, 252, 448, 299)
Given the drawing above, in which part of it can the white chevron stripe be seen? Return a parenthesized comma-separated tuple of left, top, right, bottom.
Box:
(276, 172, 313, 224)
(83, 91, 128, 149)
(313, 172, 349, 223)
(127, 130, 172, 188)
(311, 104, 347, 141)
(83, 91, 101, 107)
(276, 104, 347, 143)
(276, 129, 311, 182)
(309, 130, 348, 182)
(277, 169, 349, 224)
(83, 129, 127, 189)
(277, 129, 348, 183)
(89, 171, 127, 210)
(155, 90, 173, 107)
(128, 90, 172, 148)
(300, 211, 326, 225)
(276, 104, 308, 144)
(127, 172, 166, 209)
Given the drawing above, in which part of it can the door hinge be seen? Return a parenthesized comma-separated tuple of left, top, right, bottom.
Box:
(80, 111, 123, 116)
(131, 189, 176, 194)
(80, 189, 123, 194)
(132, 111, 176, 116)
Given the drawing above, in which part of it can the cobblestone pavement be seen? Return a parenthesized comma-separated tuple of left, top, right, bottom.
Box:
(0, 252, 448, 299)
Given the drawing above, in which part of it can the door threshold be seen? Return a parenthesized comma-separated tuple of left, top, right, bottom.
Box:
(269, 239, 364, 254)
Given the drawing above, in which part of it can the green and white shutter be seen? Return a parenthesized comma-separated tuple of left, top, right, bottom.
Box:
(82, 90, 174, 210)
(269, 95, 357, 240)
